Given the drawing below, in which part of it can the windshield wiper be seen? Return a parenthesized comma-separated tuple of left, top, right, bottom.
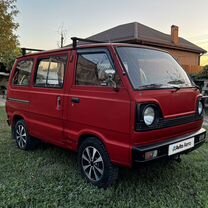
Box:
(170, 84, 181, 91)
(168, 80, 185, 85)
(139, 83, 181, 90)
(139, 83, 164, 89)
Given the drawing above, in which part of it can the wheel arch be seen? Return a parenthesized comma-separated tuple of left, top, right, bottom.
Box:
(11, 112, 27, 128)
(12, 114, 24, 126)
(74, 129, 132, 168)
(78, 132, 107, 151)
(76, 130, 112, 157)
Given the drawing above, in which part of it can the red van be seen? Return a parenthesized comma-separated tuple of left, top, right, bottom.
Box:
(6, 38, 206, 188)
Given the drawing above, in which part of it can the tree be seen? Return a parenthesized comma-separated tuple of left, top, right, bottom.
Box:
(0, 0, 20, 71)
(57, 24, 69, 48)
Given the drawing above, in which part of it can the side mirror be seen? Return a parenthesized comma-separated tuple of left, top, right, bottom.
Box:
(97, 66, 120, 91)
(106, 72, 120, 91)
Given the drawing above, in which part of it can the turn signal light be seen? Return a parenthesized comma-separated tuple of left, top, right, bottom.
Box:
(199, 134, 206, 142)
(145, 150, 158, 160)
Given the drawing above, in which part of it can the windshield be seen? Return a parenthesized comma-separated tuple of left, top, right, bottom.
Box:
(116, 47, 193, 89)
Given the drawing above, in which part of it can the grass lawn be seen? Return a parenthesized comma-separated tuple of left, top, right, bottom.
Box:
(0, 107, 208, 208)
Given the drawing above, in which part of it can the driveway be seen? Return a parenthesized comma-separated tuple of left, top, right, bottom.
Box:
(0, 96, 6, 106)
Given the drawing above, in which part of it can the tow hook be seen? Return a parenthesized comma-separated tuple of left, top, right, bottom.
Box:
(174, 155, 181, 163)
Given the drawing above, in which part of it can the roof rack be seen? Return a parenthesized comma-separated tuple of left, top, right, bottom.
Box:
(71, 37, 105, 49)
(21, 48, 44, 56)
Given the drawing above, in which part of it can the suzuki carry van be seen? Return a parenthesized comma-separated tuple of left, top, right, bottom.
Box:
(6, 38, 206, 188)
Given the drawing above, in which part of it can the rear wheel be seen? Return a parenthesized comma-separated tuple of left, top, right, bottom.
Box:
(78, 137, 118, 188)
(14, 119, 38, 150)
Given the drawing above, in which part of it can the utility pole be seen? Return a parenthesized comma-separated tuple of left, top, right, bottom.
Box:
(61, 32, 64, 48)
(57, 24, 68, 48)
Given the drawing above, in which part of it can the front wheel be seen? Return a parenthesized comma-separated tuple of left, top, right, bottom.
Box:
(78, 138, 118, 188)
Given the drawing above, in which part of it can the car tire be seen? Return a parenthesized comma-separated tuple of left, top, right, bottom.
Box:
(78, 137, 118, 188)
(13, 119, 38, 150)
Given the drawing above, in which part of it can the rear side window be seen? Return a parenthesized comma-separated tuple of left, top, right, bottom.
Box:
(35, 55, 67, 88)
(13, 59, 33, 86)
(76, 52, 119, 87)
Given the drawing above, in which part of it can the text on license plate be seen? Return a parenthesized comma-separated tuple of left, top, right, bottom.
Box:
(168, 137, 194, 156)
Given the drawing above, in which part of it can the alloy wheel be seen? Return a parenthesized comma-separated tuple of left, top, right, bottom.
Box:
(16, 124, 27, 149)
(81, 146, 104, 182)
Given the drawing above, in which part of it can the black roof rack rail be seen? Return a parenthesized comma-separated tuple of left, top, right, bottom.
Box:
(21, 48, 44, 56)
(71, 37, 105, 49)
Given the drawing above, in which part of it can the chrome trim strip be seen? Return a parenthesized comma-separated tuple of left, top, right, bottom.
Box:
(7, 97, 30, 104)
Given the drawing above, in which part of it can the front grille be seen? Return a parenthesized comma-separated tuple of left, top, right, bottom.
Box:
(136, 114, 203, 132)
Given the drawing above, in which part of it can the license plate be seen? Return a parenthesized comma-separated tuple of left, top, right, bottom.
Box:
(168, 137, 194, 156)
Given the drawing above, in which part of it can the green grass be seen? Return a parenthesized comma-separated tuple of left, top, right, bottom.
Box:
(0, 107, 208, 208)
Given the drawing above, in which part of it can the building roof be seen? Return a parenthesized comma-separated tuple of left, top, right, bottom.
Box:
(87, 22, 206, 54)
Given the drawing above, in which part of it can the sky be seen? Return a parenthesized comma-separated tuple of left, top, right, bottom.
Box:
(16, 0, 208, 65)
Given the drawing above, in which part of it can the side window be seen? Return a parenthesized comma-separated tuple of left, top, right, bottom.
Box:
(35, 55, 67, 88)
(35, 59, 50, 86)
(13, 59, 33, 86)
(76, 52, 120, 87)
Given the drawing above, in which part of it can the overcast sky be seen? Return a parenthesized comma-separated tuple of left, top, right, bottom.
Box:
(16, 0, 208, 64)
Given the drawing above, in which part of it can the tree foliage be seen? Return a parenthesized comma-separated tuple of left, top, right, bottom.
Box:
(195, 65, 208, 79)
(0, 0, 20, 70)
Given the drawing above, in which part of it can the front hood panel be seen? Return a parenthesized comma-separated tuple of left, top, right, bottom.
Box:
(134, 88, 200, 118)
(132, 88, 203, 145)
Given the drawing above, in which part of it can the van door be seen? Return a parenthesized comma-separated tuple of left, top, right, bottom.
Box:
(7, 58, 34, 113)
(28, 53, 68, 145)
(64, 48, 131, 165)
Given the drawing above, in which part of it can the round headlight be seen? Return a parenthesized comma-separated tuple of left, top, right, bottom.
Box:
(198, 100, 203, 115)
(143, 106, 155, 126)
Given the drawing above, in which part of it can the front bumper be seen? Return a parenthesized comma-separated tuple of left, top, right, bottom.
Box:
(133, 128, 206, 163)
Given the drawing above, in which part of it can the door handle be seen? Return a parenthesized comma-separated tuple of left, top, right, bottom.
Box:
(56, 96, 61, 110)
(71, 97, 80, 103)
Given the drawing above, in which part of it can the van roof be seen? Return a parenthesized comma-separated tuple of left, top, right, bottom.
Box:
(18, 43, 168, 58)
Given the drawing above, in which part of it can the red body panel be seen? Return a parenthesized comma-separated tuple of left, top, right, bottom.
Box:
(6, 44, 204, 168)
(27, 89, 64, 145)
(133, 88, 199, 118)
(63, 87, 131, 166)
(130, 89, 202, 145)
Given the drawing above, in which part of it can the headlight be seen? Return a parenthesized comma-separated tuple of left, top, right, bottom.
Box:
(198, 100, 203, 115)
(143, 106, 155, 126)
